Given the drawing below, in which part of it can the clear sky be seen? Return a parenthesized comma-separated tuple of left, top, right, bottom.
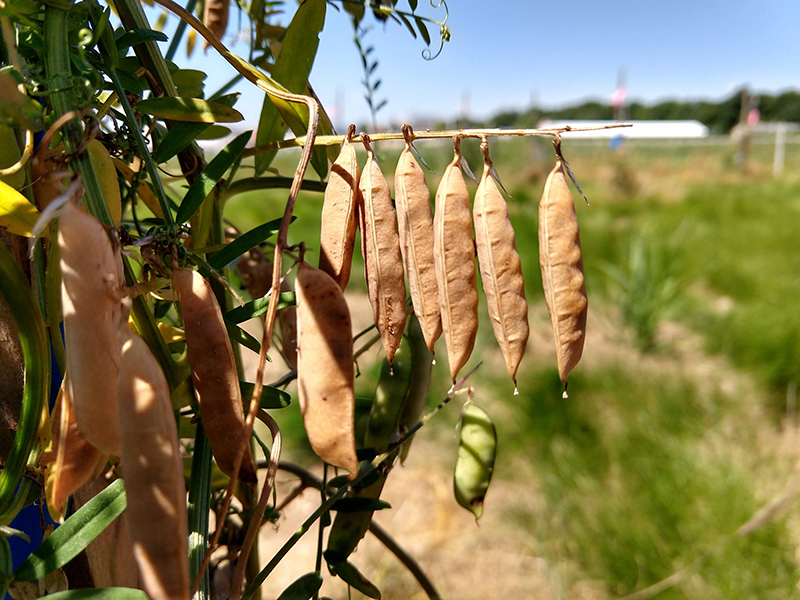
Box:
(148, 0, 800, 130)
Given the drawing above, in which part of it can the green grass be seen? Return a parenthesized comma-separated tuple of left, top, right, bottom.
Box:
(497, 365, 797, 598)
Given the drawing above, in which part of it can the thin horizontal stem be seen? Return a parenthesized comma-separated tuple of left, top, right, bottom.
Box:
(242, 124, 633, 157)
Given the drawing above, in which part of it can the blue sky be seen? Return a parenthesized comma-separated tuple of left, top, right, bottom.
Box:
(148, 0, 800, 129)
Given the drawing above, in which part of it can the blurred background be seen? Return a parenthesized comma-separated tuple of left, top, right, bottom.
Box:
(148, 1, 800, 597)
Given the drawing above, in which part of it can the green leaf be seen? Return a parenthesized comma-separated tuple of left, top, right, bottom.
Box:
(176, 131, 251, 224)
(196, 125, 231, 140)
(114, 68, 143, 96)
(239, 381, 291, 409)
(255, 0, 326, 175)
(171, 69, 207, 90)
(135, 98, 244, 123)
(277, 572, 323, 600)
(226, 321, 261, 354)
(327, 475, 349, 489)
(414, 16, 431, 45)
(343, 0, 364, 23)
(115, 28, 168, 52)
(207, 216, 288, 270)
(331, 498, 391, 513)
(152, 93, 240, 164)
(14, 479, 126, 582)
(325, 555, 381, 599)
(40, 589, 149, 600)
(408, 0, 418, 11)
(224, 291, 295, 324)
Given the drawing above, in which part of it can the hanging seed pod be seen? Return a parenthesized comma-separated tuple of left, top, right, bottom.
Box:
(59, 196, 124, 456)
(433, 136, 478, 384)
(295, 258, 358, 476)
(203, 0, 230, 50)
(394, 125, 441, 355)
(453, 400, 497, 521)
(358, 133, 406, 365)
(473, 138, 529, 390)
(538, 138, 587, 393)
(173, 265, 257, 484)
(41, 381, 105, 521)
(319, 124, 360, 291)
(117, 316, 189, 600)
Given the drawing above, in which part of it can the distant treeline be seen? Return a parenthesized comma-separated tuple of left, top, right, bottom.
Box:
(480, 89, 800, 135)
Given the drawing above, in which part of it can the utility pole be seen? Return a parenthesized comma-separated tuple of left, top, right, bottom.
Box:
(612, 68, 627, 121)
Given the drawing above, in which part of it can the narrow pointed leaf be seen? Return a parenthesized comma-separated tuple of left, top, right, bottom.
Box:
(207, 216, 289, 270)
(331, 498, 391, 513)
(223, 291, 295, 324)
(226, 321, 261, 354)
(277, 572, 323, 600)
(135, 97, 244, 123)
(152, 93, 240, 164)
(176, 131, 251, 224)
(414, 16, 430, 45)
(255, 0, 326, 175)
(14, 479, 126, 582)
(325, 555, 381, 599)
(115, 28, 168, 52)
(39, 589, 149, 600)
(239, 381, 291, 409)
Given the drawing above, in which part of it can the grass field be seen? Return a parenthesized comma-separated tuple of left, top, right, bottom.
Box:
(222, 135, 800, 599)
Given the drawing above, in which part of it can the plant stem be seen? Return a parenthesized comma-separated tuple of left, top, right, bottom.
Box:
(110, 71, 175, 226)
(165, 0, 198, 62)
(242, 124, 633, 157)
(43, 5, 113, 227)
(229, 411, 282, 600)
(0, 245, 49, 522)
(240, 484, 349, 600)
(113, 0, 177, 97)
(188, 422, 212, 600)
(273, 462, 442, 600)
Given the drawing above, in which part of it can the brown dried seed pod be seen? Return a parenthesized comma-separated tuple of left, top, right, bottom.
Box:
(358, 134, 406, 365)
(59, 197, 124, 456)
(319, 126, 360, 290)
(433, 136, 479, 383)
(203, 0, 229, 50)
(538, 154, 588, 390)
(173, 266, 257, 485)
(394, 126, 441, 355)
(117, 320, 189, 600)
(238, 251, 297, 369)
(41, 381, 105, 521)
(296, 259, 358, 476)
(474, 140, 529, 389)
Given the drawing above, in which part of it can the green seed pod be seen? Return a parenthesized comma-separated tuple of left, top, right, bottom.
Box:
(327, 331, 415, 564)
(397, 314, 432, 464)
(364, 334, 412, 453)
(453, 402, 497, 521)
